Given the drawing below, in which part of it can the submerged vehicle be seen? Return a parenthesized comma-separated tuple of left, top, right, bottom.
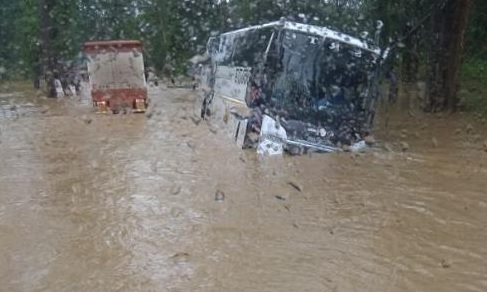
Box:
(199, 19, 386, 155)
(83, 40, 148, 113)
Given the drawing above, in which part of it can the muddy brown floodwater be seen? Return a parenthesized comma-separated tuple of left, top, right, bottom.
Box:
(1, 82, 487, 292)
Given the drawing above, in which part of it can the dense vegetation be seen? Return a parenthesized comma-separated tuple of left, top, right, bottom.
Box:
(0, 0, 484, 111)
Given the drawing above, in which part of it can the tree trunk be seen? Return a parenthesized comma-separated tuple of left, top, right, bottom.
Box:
(38, 0, 57, 97)
(401, 24, 420, 83)
(445, 0, 474, 110)
(426, 0, 475, 112)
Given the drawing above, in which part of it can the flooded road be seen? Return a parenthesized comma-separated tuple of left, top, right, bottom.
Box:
(1, 83, 487, 292)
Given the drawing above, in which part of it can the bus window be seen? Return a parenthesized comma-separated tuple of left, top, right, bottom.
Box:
(265, 29, 282, 67)
(212, 35, 235, 65)
(207, 37, 219, 55)
(230, 28, 274, 67)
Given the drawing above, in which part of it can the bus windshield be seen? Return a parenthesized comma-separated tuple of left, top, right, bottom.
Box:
(265, 30, 378, 124)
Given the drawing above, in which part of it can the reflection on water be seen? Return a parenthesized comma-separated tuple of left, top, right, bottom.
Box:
(0, 84, 486, 292)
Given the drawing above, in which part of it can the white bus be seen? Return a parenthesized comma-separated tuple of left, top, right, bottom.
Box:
(199, 19, 385, 155)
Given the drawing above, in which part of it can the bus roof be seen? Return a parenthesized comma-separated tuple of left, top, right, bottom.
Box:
(219, 20, 381, 55)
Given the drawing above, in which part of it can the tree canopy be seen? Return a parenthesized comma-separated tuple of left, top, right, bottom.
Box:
(0, 0, 483, 110)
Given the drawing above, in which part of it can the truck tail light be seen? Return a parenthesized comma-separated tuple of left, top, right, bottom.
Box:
(135, 99, 146, 111)
(96, 101, 108, 113)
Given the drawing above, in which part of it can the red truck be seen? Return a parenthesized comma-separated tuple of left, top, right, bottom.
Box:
(83, 40, 148, 113)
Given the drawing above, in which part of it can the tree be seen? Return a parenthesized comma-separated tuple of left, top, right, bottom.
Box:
(465, 0, 487, 58)
(38, 0, 58, 96)
(0, 0, 38, 78)
(0, 1, 19, 76)
(0, 0, 483, 108)
(426, 0, 475, 112)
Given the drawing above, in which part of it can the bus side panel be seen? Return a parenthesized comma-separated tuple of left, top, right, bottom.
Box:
(206, 64, 252, 147)
(208, 94, 250, 149)
(213, 65, 250, 102)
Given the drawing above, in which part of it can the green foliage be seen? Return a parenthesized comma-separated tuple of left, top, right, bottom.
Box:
(0, 0, 485, 87)
(465, 0, 487, 59)
(459, 58, 487, 112)
(461, 59, 487, 82)
(0, 0, 39, 77)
